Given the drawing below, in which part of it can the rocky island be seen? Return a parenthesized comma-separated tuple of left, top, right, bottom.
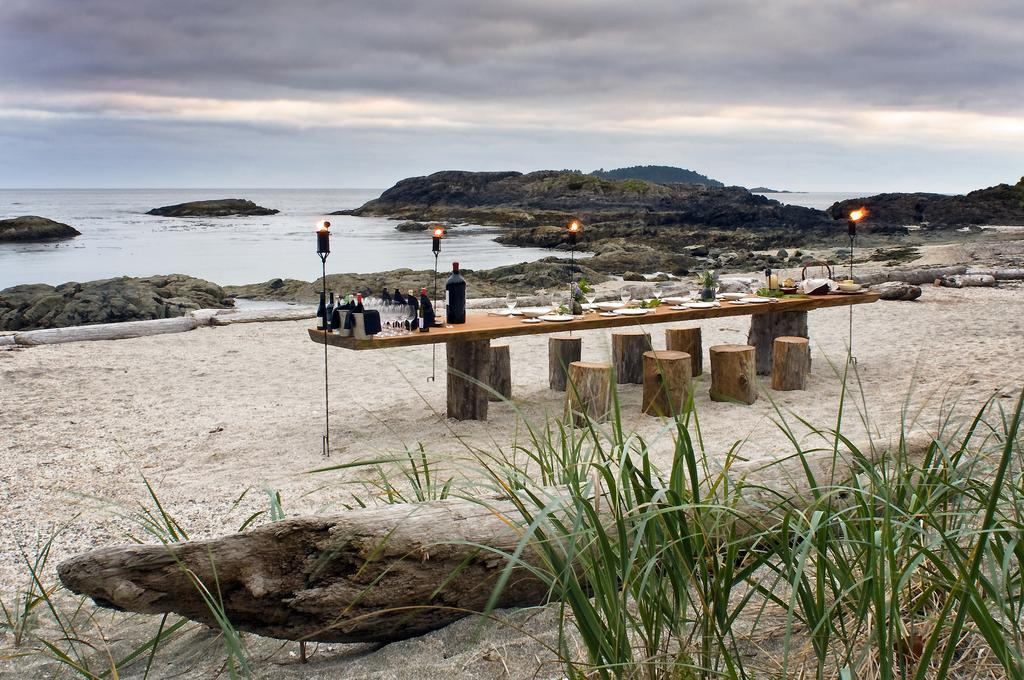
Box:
(827, 177, 1024, 229)
(0, 274, 233, 331)
(0, 215, 81, 242)
(338, 170, 836, 275)
(146, 199, 279, 217)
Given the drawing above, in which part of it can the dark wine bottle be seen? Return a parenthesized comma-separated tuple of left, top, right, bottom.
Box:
(393, 288, 404, 305)
(316, 291, 326, 330)
(419, 287, 433, 332)
(382, 288, 392, 304)
(445, 262, 467, 324)
(324, 292, 336, 330)
(355, 293, 364, 313)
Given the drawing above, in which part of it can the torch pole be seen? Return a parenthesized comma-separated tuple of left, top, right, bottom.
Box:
(848, 226, 856, 365)
(320, 254, 330, 457)
(429, 251, 440, 382)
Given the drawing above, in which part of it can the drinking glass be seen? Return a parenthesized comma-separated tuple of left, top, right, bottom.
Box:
(620, 291, 632, 306)
(505, 292, 517, 313)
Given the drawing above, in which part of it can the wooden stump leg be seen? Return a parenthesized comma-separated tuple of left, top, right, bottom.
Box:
(446, 339, 490, 420)
(548, 334, 582, 391)
(665, 327, 703, 376)
(565, 362, 613, 427)
(747, 311, 808, 376)
(611, 330, 652, 384)
(487, 344, 512, 401)
(771, 336, 811, 391)
(709, 344, 757, 405)
(642, 350, 692, 416)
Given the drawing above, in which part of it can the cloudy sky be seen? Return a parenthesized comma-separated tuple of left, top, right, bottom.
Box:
(1, 0, 1021, 191)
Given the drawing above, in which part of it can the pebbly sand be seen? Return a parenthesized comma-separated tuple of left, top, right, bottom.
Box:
(2, 252, 1024, 677)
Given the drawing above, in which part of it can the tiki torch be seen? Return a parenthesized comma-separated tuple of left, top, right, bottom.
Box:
(316, 220, 331, 458)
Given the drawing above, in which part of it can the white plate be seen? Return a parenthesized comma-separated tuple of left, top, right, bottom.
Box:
(662, 296, 689, 305)
(613, 308, 649, 316)
(597, 301, 625, 311)
(719, 293, 746, 301)
(521, 318, 542, 324)
(683, 301, 717, 309)
(538, 314, 574, 322)
(489, 309, 522, 316)
(599, 311, 617, 317)
(739, 297, 772, 303)
(520, 306, 554, 318)
(728, 299, 750, 305)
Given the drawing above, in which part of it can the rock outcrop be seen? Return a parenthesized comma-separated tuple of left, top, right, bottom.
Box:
(827, 177, 1024, 228)
(872, 281, 922, 301)
(225, 259, 610, 304)
(0, 275, 233, 331)
(146, 199, 279, 217)
(0, 216, 81, 242)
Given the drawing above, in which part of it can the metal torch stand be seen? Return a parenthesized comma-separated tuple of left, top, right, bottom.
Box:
(319, 254, 330, 456)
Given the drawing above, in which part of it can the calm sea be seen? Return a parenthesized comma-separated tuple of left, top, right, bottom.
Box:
(0, 189, 871, 290)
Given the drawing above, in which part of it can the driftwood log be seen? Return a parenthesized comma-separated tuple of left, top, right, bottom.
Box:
(58, 434, 933, 644)
(854, 265, 967, 286)
(939, 274, 996, 288)
(746, 311, 808, 375)
(13, 316, 199, 346)
(965, 268, 1024, 280)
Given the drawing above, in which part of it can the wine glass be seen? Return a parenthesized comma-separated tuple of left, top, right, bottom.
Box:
(505, 292, 517, 314)
(620, 290, 632, 307)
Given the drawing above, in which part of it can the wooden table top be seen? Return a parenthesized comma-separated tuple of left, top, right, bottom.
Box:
(309, 292, 880, 350)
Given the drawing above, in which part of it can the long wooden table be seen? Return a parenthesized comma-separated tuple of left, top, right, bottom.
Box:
(309, 292, 880, 419)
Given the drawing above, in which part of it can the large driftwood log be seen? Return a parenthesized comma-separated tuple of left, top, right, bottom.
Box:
(965, 268, 1024, 280)
(854, 265, 967, 286)
(14, 316, 199, 346)
(746, 311, 808, 375)
(57, 435, 933, 644)
(939, 274, 996, 288)
(207, 306, 317, 325)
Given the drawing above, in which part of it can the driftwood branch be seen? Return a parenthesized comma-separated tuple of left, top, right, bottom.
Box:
(58, 435, 931, 644)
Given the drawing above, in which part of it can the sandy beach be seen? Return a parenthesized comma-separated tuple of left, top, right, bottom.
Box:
(2, 254, 1023, 676)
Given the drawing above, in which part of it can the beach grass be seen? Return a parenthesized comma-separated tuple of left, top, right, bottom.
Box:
(4, 368, 1023, 679)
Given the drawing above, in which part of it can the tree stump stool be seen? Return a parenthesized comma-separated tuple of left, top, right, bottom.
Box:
(548, 334, 582, 391)
(771, 336, 810, 391)
(487, 344, 512, 401)
(641, 350, 692, 416)
(747, 311, 808, 375)
(446, 339, 490, 420)
(565, 361, 613, 427)
(665, 327, 702, 376)
(611, 329, 651, 384)
(709, 344, 757, 405)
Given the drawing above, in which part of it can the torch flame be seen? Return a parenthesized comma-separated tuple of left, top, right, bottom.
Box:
(568, 220, 581, 233)
(849, 208, 867, 222)
(317, 220, 331, 232)
(433, 226, 444, 238)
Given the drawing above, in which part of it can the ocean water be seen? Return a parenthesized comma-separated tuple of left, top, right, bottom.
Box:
(0, 189, 873, 291)
(0, 189, 557, 290)
(753, 191, 873, 211)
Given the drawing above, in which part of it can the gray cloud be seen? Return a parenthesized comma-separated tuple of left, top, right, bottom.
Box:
(0, 0, 1021, 190)
(3, 0, 1022, 108)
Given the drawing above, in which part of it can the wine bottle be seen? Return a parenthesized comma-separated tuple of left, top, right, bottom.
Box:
(419, 287, 433, 332)
(316, 291, 326, 330)
(445, 262, 466, 324)
(355, 293, 364, 313)
(382, 288, 392, 304)
(324, 292, 336, 330)
(393, 288, 404, 305)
